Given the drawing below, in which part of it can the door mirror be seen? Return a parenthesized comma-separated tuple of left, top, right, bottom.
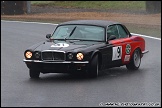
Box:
(108, 35, 116, 40)
(46, 34, 51, 39)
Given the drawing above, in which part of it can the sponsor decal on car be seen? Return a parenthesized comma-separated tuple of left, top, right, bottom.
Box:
(124, 55, 130, 61)
(126, 44, 131, 54)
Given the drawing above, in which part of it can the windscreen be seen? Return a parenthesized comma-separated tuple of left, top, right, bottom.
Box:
(51, 25, 105, 41)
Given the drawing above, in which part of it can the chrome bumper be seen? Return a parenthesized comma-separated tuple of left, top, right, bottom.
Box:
(142, 50, 149, 54)
(23, 59, 89, 64)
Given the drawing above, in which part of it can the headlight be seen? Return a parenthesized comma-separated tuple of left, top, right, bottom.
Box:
(68, 53, 73, 60)
(76, 53, 84, 60)
(35, 52, 41, 59)
(25, 51, 32, 59)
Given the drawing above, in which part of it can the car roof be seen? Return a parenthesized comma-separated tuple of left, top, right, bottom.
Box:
(58, 20, 120, 28)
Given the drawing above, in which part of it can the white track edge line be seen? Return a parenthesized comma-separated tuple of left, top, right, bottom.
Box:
(131, 33, 161, 40)
(1, 20, 161, 40)
(1, 20, 58, 25)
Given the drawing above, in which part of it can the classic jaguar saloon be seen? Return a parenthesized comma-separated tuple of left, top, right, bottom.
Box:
(24, 20, 148, 78)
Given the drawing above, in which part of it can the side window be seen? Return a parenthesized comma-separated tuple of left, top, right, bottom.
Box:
(107, 25, 119, 39)
(117, 25, 128, 38)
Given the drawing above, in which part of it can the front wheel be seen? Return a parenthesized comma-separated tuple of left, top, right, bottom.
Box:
(88, 55, 99, 78)
(126, 49, 141, 70)
(29, 69, 40, 79)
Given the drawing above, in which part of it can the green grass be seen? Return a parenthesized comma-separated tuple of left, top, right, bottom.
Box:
(31, 1, 146, 11)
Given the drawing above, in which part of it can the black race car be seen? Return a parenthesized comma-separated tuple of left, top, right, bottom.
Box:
(24, 20, 148, 78)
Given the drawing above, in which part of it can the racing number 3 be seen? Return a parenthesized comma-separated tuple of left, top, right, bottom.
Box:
(112, 46, 122, 61)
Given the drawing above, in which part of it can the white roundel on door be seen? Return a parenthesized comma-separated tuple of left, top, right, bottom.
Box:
(51, 43, 69, 47)
(112, 46, 122, 61)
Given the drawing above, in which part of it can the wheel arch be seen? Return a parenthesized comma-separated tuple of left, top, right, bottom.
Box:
(90, 50, 102, 70)
(130, 46, 142, 61)
(126, 46, 142, 70)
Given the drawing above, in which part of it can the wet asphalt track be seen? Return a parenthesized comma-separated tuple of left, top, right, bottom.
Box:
(1, 21, 161, 107)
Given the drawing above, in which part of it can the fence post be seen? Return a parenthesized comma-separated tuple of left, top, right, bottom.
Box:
(27, 1, 31, 13)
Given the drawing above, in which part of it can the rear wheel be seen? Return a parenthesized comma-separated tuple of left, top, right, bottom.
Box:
(126, 49, 141, 70)
(29, 69, 40, 79)
(89, 55, 99, 78)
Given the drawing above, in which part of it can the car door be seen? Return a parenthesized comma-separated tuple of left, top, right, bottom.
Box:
(100, 24, 133, 69)
(107, 24, 132, 67)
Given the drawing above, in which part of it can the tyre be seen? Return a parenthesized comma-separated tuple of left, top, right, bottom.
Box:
(29, 69, 40, 79)
(89, 55, 99, 78)
(126, 48, 141, 70)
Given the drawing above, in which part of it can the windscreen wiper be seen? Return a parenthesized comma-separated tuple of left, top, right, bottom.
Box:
(64, 26, 77, 40)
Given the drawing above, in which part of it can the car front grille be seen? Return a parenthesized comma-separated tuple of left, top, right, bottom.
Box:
(42, 51, 65, 61)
